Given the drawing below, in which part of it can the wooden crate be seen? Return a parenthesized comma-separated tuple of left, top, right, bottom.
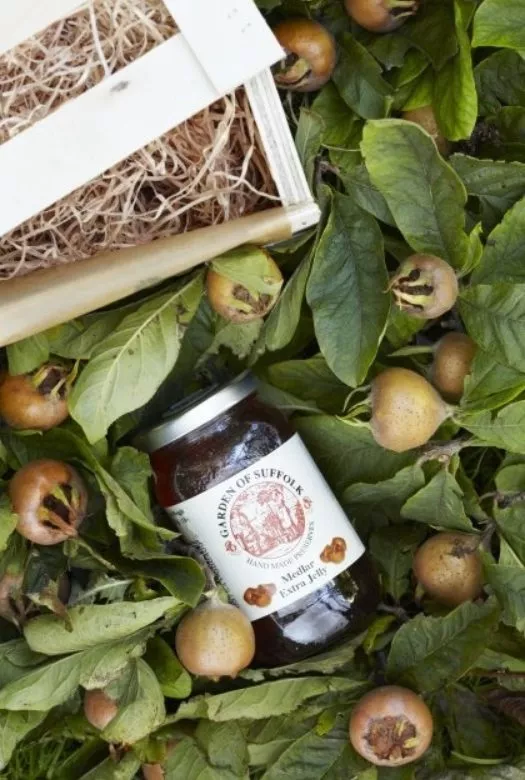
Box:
(0, 0, 319, 346)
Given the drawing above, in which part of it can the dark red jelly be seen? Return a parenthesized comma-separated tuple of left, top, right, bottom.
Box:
(137, 372, 380, 667)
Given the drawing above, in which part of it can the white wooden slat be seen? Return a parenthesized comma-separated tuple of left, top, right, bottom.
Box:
(0, 35, 220, 238)
(0, 0, 86, 57)
(165, 0, 284, 94)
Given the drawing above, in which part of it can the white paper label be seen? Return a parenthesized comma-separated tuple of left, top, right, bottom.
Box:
(166, 435, 365, 620)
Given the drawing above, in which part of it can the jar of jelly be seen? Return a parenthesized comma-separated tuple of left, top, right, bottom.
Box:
(136, 372, 380, 666)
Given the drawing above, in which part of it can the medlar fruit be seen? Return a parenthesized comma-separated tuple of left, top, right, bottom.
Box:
(413, 532, 483, 607)
(402, 105, 450, 156)
(430, 332, 476, 403)
(84, 689, 118, 730)
(206, 248, 283, 323)
(370, 367, 450, 453)
(350, 686, 433, 766)
(142, 742, 178, 780)
(0, 363, 71, 431)
(9, 459, 88, 545)
(389, 255, 459, 320)
(273, 19, 336, 92)
(175, 597, 255, 679)
(344, 0, 419, 33)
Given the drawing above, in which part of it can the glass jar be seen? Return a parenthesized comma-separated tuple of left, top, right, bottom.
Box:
(136, 372, 380, 667)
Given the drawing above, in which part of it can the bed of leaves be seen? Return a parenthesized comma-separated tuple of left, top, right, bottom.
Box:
(1, 0, 525, 777)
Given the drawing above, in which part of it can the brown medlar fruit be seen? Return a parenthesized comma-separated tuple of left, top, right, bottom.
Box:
(9, 459, 88, 545)
(175, 597, 256, 679)
(273, 19, 336, 92)
(389, 255, 459, 320)
(413, 532, 483, 607)
(206, 249, 283, 323)
(430, 332, 476, 403)
(344, 0, 419, 33)
(84, 689, 118, 730)
(350, 686, 433, 766)
(370, 368, 450, 453)
(0, 363, 71, 431)
(402, 106, 450, 156)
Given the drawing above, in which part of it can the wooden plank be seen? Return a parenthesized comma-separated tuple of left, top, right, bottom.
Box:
(165, 0, 283, 94)
(0, 34, 219, 238)
(0, 206, 297, 347)
(0, 0, 85, 57)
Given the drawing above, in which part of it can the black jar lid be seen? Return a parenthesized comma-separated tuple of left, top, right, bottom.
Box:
(133, 371, 257, 453)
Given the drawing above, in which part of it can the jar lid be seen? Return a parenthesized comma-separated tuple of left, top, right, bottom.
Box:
(134, 371, 258, 452)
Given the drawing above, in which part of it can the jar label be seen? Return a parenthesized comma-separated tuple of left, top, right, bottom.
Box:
(165, 434, 365, 620)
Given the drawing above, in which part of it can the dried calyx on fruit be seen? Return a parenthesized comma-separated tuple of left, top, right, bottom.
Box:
(9, 459, 88, 545)
(403, 106, 450, 156)
(389, 255, 458, 319)
(370, 367, 451, 453)
(0, 363, 73, 431)
(175, 594, 255, 679)
(344, 0, 419, 33)
(350, 686, 433, 766)
(413, 532, 483, 607)
(206, 246, 283, 323)
(431, 332, 476, 403)
(272, 19, 336, 92)
(84, 689, 118, 731)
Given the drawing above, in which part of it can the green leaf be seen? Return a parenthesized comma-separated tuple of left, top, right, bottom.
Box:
(145, 636, 192, 699)
(6, 334, 49, 375)
(77, 753, 141, 780)
(331, 155, 395, 227)
(343, 465, 426, 522)
(164, 737, 244, 780)
(434, 0, 478, 141)
(398, 0, 458, 70)
(361, 120, 470, 269)
(263, 355, 348, 415)
(450, 154, 525, 229)
(260, 253, 313, 353)
(486, 564, 525, 633)
(0, 710, 46, 770)
(260, 717, 367, 779)
(69, 276, 202, 442)
(296, 417, 415, 494)
(387, 600, 501, 692)
(495, 506, 525, 566)
(24, 597, 178, 655)
(306, 194, 389, 386)
(196, 721, 249, 777)
(475, 50, 525, 115)
(400, 469, 474, 531)
(462, 349, 525, 412)
(459, 283, 525, 372)
(312, 84, 360, 148)
(472, 198, 525, 284)
(0, 494, 19, 553)
(46, 309, 128, 361)
(460, 401, 525, 453)
(295, 109, 324, 188)
(242, 636, 364, 682)
(369, 524, 427, 602)
(440, 686, 508, 761)
(173, 677, 365, 722)
(333, 34, 392, 119)
(0, 631, 148, 710)
(473, 0, 525, 53)
(102, 659, 165, 745)
(208, 318, 263, 361)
